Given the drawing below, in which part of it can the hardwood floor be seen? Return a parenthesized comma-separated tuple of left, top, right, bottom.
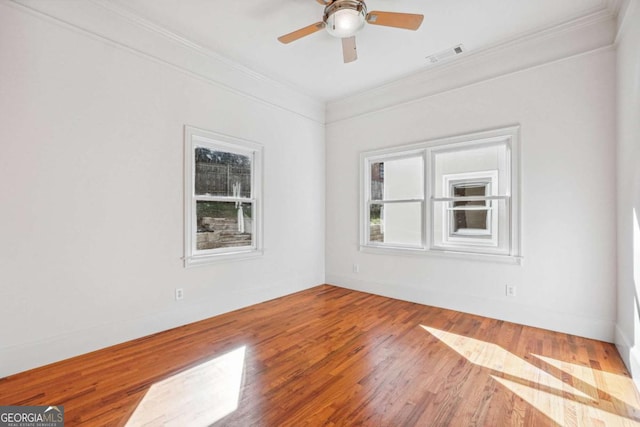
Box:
(1, 285, 639, 426)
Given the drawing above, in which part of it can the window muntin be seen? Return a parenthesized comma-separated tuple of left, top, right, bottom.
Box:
(184, 127, 262, 266)
(360, 127, 520, 261)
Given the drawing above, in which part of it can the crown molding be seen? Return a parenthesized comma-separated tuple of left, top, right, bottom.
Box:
(89, 0, 287, 90)
(6, 0, 623, 127)
(6, 0, 325, 124)
(326, 6, 618, 124)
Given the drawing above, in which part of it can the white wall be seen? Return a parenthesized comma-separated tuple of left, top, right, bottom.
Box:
(0, 2, 325, 377)
(0, 0, 624, 379)
(614, 0, 640, 385)
(326, 48, 617, 342)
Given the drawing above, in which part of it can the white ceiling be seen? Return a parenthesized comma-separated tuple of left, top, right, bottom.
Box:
(106, 0, 608, 101)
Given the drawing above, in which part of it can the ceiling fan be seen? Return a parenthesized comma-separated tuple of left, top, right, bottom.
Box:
(277, 0, 424, 63)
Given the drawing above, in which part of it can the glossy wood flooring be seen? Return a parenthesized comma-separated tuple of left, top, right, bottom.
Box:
(1, 285, 639, 426)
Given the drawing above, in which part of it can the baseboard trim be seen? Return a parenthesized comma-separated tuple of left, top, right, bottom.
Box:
(0, 282, 312, 378)
(615, 324, 640, 390)
(327, 275, 615, 343)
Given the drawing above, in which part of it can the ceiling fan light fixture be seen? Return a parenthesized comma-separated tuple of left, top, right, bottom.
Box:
(278, 0, 424, 63)
(324, 0, 366, 38)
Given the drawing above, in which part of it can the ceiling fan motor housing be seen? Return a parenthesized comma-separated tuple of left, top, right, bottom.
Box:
(323, 0, 367, 38)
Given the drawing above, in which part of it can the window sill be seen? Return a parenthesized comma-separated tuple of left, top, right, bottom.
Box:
(184, 249, 263, 268)
(359, 245, 523, 265)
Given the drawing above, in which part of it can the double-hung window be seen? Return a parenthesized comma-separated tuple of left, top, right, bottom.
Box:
(184, 126, 263, 266)
(361, 126, 520, 262)
(368, 152, 425, 248)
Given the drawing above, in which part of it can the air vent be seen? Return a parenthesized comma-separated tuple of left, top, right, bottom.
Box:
(426, 44, 464, 64)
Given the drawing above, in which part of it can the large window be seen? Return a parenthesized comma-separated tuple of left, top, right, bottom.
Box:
(184, 126, 262, 266)
(361, 126, 520, 262)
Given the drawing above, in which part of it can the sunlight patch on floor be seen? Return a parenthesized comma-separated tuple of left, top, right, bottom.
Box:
(422, 325, 640, 426)
(532, 353, 640, 411)
(492, 375, 640, 426)
(421, 325, 591, 399)
(126, 346, 246, 427)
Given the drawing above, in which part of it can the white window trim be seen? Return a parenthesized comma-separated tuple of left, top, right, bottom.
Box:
(359, 125, 522, 264)
(184, 126, 263, 267)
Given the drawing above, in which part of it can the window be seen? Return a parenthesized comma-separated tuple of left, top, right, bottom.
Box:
(184, 126, 262, 266)
(448, 175, 494, 237)
(361, 126, 520, 262)
(368, 153, 425, 248)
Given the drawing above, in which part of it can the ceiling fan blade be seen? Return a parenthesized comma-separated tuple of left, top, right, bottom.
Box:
(316, 0, 333, 4)
(366, 11, 424, 30)
(342, 36, 357, 63)
(277, 22, 326, 44)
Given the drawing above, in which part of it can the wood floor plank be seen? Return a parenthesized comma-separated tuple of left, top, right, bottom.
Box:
(1, 285, 639, 426)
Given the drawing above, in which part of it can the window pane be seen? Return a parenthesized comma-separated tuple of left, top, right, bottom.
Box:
(369, 204, 383, 242)
(453, 183, 487, 198)
(451, 208, 490, 234)
(195, 147, 251, 197)
(371, 156, 423, 201)
(370, 203, 422, 246)
(197, 201, 252, 250)
(370, 163, 385, 201)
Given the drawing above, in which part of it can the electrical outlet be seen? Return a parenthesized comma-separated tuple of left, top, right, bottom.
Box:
(353, 264, 360, 273)
(505, 284, 516, 297)
(175, 288, 184, 301)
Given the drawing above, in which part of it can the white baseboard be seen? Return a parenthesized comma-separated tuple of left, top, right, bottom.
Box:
(327, 275, 615, 343)
(2, 280, 621, 381)
(615, 324, 633, 368)
(0, 282, 309, 378)
(615, 324, 640, 391)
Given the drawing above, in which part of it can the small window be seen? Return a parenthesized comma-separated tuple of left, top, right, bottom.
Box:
(450, 181, 492, 236)
(445, 173, 496, 242)
(360, 126, 521, 262)
(184, 127, 262, 266)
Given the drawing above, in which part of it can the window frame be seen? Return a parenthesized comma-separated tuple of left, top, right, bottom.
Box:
(359, 126, 521, 263)
(184, 126, 263, 267)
